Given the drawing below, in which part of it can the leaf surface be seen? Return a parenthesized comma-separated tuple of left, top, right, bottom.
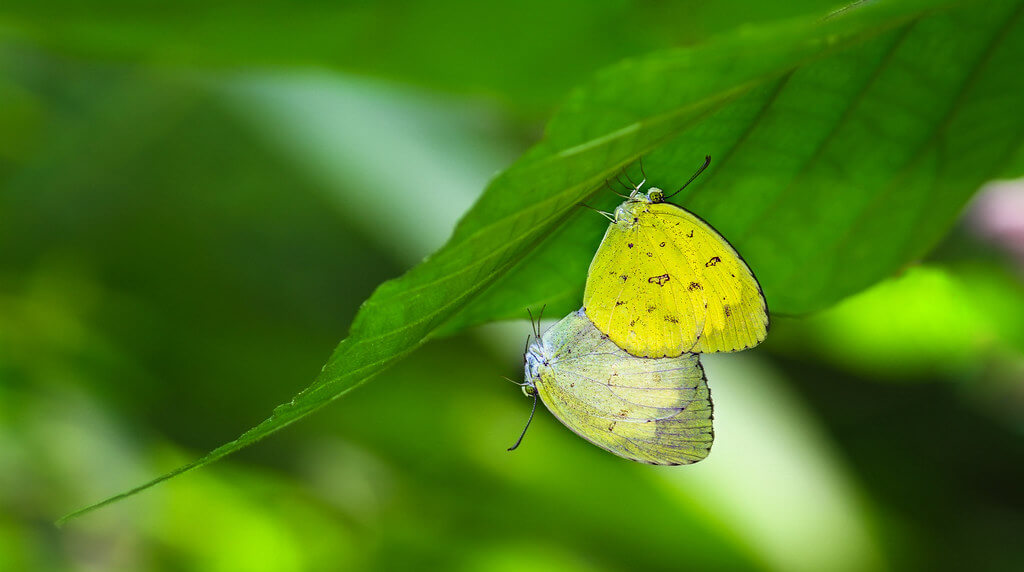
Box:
(61, 0, 1024, 521)
(446, 0, 1024, 328)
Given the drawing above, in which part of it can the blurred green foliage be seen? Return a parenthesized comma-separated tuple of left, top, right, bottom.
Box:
(2, 0, 1024, 571)
(0, 0, 842, 114)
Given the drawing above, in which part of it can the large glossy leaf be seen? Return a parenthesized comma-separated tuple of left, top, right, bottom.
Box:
(61, 0, 1024, 521)
(446, 0, 1024, 330)
(0, 0, 841, 110)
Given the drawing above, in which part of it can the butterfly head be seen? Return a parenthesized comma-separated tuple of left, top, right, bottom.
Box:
(616, 155, 710, 214)
(623, 183, 663, 202)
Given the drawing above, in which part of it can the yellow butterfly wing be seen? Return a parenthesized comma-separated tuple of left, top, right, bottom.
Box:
(528, 310, 712, 465)
(583, 200, 768, 357)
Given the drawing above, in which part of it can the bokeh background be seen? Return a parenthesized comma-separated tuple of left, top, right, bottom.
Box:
(2, 1, 1023, 570)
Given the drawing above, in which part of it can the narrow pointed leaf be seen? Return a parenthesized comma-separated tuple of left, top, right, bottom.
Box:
(61, 0, 1018, 522)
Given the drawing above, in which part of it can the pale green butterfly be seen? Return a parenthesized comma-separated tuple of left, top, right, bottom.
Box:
(509, 309, 713, 465)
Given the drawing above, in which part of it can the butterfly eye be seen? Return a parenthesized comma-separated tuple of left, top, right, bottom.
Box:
(648, 188, 665, 202)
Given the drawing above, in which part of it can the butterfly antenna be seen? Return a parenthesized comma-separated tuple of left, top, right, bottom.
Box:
(577, 202, 615, 222)
(527, 308, 543, 338)
(666, 155, 712, 199)
(507, 390, 539, 451)
(525, 304, 547, 342)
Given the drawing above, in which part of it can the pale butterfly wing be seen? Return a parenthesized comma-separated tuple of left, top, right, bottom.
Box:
(527, 310, 713, 465)
(583, 199, 768, 358)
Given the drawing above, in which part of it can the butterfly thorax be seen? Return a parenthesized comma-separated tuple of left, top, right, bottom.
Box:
(614, 189, 665, 225)
(523, 344, 547, 393)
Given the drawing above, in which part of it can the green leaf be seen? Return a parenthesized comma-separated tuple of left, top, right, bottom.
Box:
(446, 0, 1024, 329)
(60, 0, 1024, 522)
(0, 0, 843, 111)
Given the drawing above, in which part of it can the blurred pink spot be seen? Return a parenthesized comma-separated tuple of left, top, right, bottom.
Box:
(967, 179, 1024, 265)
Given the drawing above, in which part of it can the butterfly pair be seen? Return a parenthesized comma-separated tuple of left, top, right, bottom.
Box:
(513, 157, 769, 465)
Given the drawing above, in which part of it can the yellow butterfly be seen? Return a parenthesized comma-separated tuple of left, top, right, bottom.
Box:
(510, 309, 712, 465)
(583, 156, 768, 358)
